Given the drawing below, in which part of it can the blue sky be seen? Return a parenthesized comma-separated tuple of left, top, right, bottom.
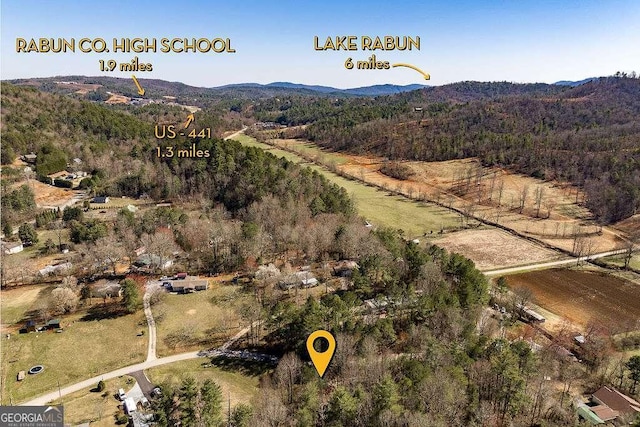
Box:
(1, 0, 638, 88)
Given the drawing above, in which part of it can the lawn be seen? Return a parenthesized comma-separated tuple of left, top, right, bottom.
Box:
(152, 282, 253, 356)
(599, 253, 640, 271)
(146, 358, 262, 410)
(1, 306, 147, 405)
(0, 285, 51, 328)
(49, 376, 134, 426)
(231, 134, 463, 237)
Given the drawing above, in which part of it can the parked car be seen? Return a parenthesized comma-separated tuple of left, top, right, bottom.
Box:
(151, 387, 162, 398)
(117, 388, 126, 400)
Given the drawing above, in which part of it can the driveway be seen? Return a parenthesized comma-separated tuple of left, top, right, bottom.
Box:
(129, 370, 155, 400)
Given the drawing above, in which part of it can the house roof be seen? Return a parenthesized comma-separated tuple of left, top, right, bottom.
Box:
(590, 404, 618, 421)
(592, 386, 640, 415)
(171, 279, 208, 289)
(2, 241, 23, 250)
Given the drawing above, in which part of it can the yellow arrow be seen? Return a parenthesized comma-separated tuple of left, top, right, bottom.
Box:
(391, 63, 431, 80)
(184, 113, 195, 129)
(131, 75, 145, 96)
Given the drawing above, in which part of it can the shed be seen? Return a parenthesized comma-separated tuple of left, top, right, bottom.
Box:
(46, 319, 61, 330)
(576, 405, 605, 425)
(22, 320, 37, 333)
(92, 196, 110, 204)
(2, 241, 24, 255)
(23, 153, 37, 163)
(17, 371, 26, 381)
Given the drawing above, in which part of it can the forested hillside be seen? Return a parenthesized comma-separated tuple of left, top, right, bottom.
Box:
(0, 84, 352, 231)
(299, 76, 640, 223)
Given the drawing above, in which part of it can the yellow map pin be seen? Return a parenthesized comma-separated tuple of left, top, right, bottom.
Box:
(306, 329, 336, 378)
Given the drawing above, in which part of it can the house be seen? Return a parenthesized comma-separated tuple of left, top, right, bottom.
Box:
(296, 271, 318, 288)
(333, 260, 359, 277)
(22, 153, 37, 164)
(38, 262, 72, 276)
(170, 278, 208, 293)
(45, 319, 61, 330)
(592, 386, 640, 417)
(92, 196, 110, 204)
(2, 241, 24, 255)
(134, 254, 173, 270)
(92, 281, 122, 299)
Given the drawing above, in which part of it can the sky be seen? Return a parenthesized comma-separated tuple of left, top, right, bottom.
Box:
(1, 0, 639, 88)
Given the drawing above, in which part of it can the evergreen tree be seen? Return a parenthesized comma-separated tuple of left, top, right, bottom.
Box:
(18, 223, 38, 245)
(120, 279, 140, 313)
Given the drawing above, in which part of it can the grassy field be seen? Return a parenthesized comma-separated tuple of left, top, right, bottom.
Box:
(230, 134, 463, 237)
(49, 376, 134, 426)
(1, 305, 147, 404)
(153, 282, 252, 356)
(599, 253, 640, 271)
(146, 358, 261, 410)
(0, 285, 51, 328)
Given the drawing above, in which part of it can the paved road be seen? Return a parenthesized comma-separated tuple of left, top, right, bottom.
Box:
(483, 248, 630, 276)
(22, 351, 201, 406)
(21, 322, 259, 406)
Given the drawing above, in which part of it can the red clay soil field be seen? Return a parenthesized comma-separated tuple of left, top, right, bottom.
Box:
(506, 269, 640, 332)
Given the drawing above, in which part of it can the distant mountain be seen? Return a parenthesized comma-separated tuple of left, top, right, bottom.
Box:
(220, 81, 427, 96)
(7, 76, 427, 101)
(554, 77, 598, 86)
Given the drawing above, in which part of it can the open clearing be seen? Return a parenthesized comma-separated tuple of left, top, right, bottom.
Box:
(0, 285, 49, 330)
(146, 358, 261, 410)
(505, 268, 640, 332)
(105, 94, 129, 104)
(153, 282, 251, 357)
(1, 306, 147, 404)
(434, 229, 561, 271)
(232, 134, 463, 237)
(264, 137, 626, 255)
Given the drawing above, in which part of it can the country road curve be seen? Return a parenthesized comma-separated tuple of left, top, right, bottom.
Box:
(482, 248, 630, 276)
(21, 321, 260, 406)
